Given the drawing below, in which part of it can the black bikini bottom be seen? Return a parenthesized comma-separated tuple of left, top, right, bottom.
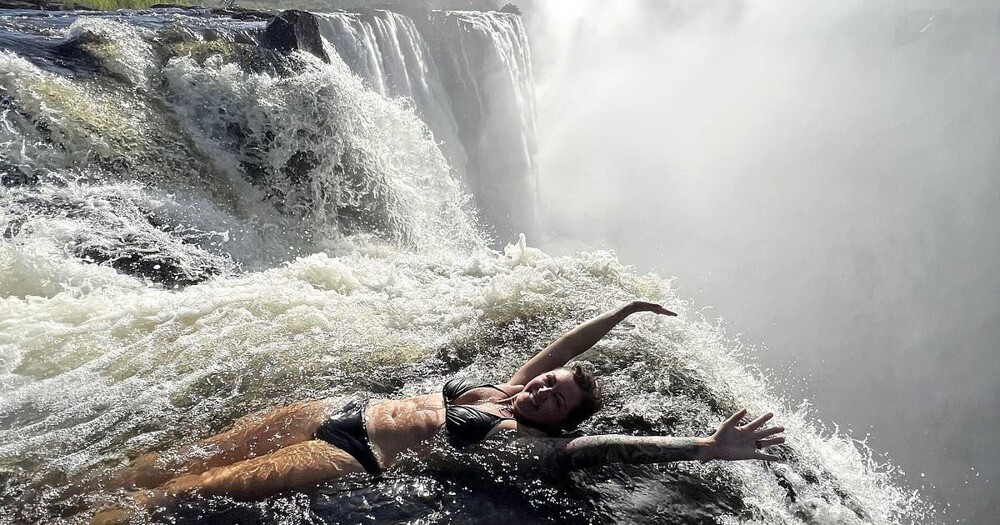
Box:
(313, 400, 382, 476)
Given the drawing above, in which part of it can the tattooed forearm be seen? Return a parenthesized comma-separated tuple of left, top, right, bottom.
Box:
(554, 435, 713, 471)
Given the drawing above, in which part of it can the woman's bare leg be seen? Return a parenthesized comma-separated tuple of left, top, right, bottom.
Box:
(111, 399, 339, 490)
(90, 441, 364, 525)
(137, 440, 365, 506)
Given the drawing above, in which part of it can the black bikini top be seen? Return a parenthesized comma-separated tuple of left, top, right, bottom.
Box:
(443, 377, 514, 449)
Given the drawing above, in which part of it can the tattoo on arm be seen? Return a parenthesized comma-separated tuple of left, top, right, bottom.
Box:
(554, 435, 706, 471)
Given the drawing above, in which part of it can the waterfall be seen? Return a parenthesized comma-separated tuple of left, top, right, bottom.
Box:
(313, 9, 539, 243)
(0, 10, 484, 286)
(313, 10, 468, 188)
(426, 10, 539, 243)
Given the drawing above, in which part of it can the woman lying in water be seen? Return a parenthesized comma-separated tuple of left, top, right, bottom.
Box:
(92, 301, 786, 523)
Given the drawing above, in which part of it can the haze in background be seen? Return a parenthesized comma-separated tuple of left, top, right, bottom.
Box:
(524, 0, 1000, 522)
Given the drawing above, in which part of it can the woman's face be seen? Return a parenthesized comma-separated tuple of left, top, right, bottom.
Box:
(513, 368, 584, 428)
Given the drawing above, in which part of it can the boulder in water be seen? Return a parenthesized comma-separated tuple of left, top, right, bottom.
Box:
(0, 0, 72, 11)
(78, 245, 220, 287)
(261, 10, 330, 63)
(0, 1, 43, 8)
(0, 0, 85, 10)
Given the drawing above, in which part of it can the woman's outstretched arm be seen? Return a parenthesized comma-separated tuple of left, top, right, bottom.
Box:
(529, 409, 786, 471)
(508, 301, 676, 385)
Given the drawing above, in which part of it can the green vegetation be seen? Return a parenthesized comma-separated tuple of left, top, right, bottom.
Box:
(68, 0, 192, 9)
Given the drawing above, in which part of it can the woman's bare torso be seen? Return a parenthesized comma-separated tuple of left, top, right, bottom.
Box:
(363, 385, 518, 467)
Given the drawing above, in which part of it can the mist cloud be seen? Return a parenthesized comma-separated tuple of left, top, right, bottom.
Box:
(524, 0, 1000, 521)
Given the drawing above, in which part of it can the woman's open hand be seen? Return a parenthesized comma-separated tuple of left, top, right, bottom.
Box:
(627, 301, 677, 316)
(705, 409, 786, 462)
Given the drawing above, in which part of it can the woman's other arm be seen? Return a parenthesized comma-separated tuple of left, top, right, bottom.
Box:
(533, 410, 785, 471)
(508, 301, 675, 385)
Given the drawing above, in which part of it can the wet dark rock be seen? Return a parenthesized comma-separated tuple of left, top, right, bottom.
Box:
(775, 471, 798, 502)
(0, 165, 38, 187)
(0, 0, 88, 11)
(615, 413, 662, 434)
(5, 189, 225, 287)
(0, 25, 101, 77)
(51, 30, 103, 75)
(260, 10, 329, 63)
(0, 1, 45, 8)
(282, 150, 320, 186)
(78, 245, 219, 287)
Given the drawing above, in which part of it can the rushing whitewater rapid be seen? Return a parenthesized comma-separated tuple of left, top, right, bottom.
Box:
(0, 7, 926, 525)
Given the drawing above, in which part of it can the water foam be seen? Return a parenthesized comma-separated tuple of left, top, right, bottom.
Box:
(162, 46, 483, 252)
(0, 239, 925, 523)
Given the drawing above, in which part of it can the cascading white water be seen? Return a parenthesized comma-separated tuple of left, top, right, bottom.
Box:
(311, 9, 540, 243)
(313, 10, 467, 184)
(162, 44, 483, 253)
(1, 13, 484, 273)
(0, 7, 928, 525)
(425, 10, 539, 243)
